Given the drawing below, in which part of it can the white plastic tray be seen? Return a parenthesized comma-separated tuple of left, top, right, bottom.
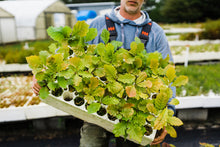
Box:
(41, 91, 157, 146)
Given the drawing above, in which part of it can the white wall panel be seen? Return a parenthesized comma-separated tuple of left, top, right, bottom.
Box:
(0, 18, 17, 43)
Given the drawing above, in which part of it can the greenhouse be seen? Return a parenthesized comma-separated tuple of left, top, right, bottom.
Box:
(0, 7, 17, 44)
(0, 0, 76, 43)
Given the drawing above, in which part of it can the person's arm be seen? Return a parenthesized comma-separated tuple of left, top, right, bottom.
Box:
(151, 127, 168, 145)
(32, 75, 41, 95)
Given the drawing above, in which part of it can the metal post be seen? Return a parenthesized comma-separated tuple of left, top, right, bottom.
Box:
(184, 45, 190, 67)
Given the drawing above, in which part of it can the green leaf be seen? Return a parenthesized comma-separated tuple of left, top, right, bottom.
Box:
(117, 88, 124, 98)
(127, 123, 145, 143)
(105, 43, 114, 56)
(92, 87, 105, 97)
(71, 45, 85, 56)
(73, 74, 82, 86)
(47, 26, 65, 43)
(96, 43, 105, 56)
(166, 65, 176, 83)
(132, 115, 146, 126)
(85, 28, 97, 42)
(138, 91, 149, 99)
(136, 42, 145, 53)
(85, 95, 95, 104)
(48, 43, 57, 54)
(135, 37, 142, 44)
(87, 44, 96, 54)
(123, 52, 135, 64)
(166, 125, 177, 138)
(107, 82, 123, 94)
(159, 54, 170, 68)
(168, 109, 174, 116)
(39, 51, 50, 65)
(46, 54, 64, 72)
(69, 56, 83, 70)
(147, 115, 156, 122)
(169, 98, 179, 105)
(134, 56, 142, 68)
(154, 107, 168, 130)
(58, 68, 75, 79)
(101, 29, 110, 44)
(126, 86, 136, 98)
(72, 21, 89, 37)
(26, 55, 43, 74)
(89, 77, 99, 90)
(110, 40, 123, 51)
(47, 82, 59, 91)
(167, 116, 183, 126)
(113, 121, 127, 137)
(94, 68, 105, 77)
(62, 26, 72, 37)
(118, 73, 135, 84)
(78, 71, 93, 78)
(172, 75, 188, 87)
(92, 56, 100, 65)
(138, 99, 149, 112)
(155, 86, 171, 110)
(150, 58, 159, 71)
(57, 76, 68, 88)
(102, 96, 120, 105)
(146, 51, 162, 66)
(107, 104, 119, 116)
(39, 86, 49, 99)
(137, 80, 152, 88)
(146, 103, 157, 114)
(35, 72, 45, 81)
(104, 64, 117, 82)
(136, 72, 147, 84)
(130, 42, 138, 55)
(121, 107, 134, 118)
(87, 102, 101, 114)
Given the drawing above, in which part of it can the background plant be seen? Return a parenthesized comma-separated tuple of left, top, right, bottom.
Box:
(176, 64, 220, 96)
(199, 19, 220, 40)
(0, 40, 52, 64)
(26, 21, 188, 143)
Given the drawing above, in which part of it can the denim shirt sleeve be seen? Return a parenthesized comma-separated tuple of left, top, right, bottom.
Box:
(155, 29, 174, 62)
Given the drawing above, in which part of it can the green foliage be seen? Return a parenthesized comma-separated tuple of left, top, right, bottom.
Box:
(176, 64, 220, 96)
(200, 19, 220, 40)
(171, 44, 220, 55)
(26, 21, 188, 143)
(179, 33, 196, 41)
(87, 103, 101, 114)
(179, 19, 220, 40)
(159, 0, 220, 23)
(0, 40, 52, 64)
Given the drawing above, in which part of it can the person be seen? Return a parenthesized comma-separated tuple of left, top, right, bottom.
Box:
(32, 0, 175, 146)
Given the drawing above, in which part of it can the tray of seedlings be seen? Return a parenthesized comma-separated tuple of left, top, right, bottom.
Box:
(26, 21, 188, 145)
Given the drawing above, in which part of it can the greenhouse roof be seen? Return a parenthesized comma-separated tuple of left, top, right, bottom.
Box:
(0, 0, 57, 27)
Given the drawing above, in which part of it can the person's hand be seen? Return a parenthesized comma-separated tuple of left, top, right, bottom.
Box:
(32, 75, 41, 95)
(151, 127, 167, 145)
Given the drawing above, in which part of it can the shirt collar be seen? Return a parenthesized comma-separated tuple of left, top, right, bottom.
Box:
(114, 6, 146, 24)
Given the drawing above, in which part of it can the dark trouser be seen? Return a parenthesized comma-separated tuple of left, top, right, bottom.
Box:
(80, 122, 149, 147)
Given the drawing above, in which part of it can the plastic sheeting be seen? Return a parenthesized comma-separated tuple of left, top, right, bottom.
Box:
(0, 0, 57, 27)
